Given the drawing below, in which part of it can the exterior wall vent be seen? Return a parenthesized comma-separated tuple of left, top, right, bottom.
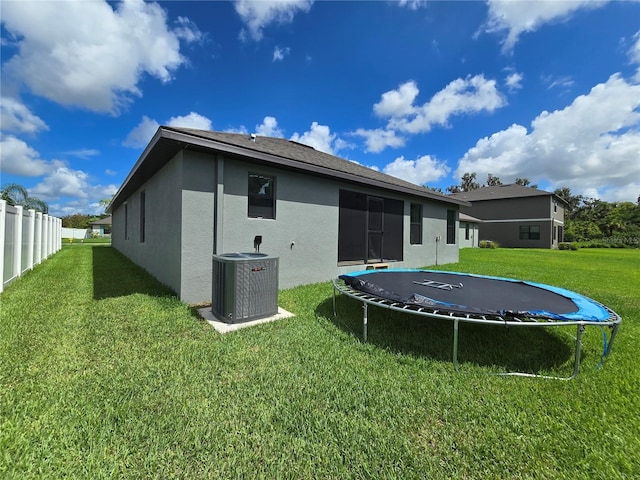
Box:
(211, 253, 278, 323)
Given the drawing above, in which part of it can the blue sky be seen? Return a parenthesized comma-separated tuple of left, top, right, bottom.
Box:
(1, 0, 639, 217)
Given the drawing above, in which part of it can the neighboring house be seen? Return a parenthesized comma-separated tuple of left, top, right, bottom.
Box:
(90, 215, 112, 237)
(451, 184, 566, 249)
(108, 127, 469, 304)
(458, 213, 481, 248)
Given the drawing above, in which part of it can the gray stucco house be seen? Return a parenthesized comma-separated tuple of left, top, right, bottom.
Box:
(108, 127, 469, 304)
(90, 215, 112, 237)
(458, 213, 481, 248)
(451, 184, 566, 249)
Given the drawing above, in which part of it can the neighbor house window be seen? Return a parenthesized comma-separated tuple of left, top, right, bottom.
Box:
(124, 203, 129, 240)
(140, 190, 146, 243)
(338, 190, 403, 264)
(519, 225, 540, 240)
(465, 223, 470, 240)
(410, 203, 422, 245)
(446, 210, 456, 244)
(248, 173, 275, 219)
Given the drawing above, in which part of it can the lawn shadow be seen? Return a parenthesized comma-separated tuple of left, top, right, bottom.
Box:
(92, 245, 175, 300)
(317, 294, 577, 375)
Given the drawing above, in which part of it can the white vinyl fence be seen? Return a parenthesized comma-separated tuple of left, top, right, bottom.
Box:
(62, 227, 90, 240)
(0, 199, 62, 293)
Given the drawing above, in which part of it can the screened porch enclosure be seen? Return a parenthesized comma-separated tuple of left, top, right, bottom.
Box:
(337, 190, 403, 264)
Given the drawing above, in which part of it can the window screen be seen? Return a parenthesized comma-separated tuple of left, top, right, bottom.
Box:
(139, 191, 146, 243)
(446, 209, 456, 244)
(338, 190, 403, 263)
(248, 174, 275, 219)
(410, 203, 422, 245)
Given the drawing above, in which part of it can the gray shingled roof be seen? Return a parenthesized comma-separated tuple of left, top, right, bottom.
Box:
(110, 127, 469, 211)
(91, 215, 112, 226)
(449, 184, 557, 202)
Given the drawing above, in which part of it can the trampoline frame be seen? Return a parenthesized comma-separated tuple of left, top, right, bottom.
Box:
(332, 275, 621, 380)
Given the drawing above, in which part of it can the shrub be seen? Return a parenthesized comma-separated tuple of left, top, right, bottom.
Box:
(479, 240, 499, 249)
(558, 242, 579, 251)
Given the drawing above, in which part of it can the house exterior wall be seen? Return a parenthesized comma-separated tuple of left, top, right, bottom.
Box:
(217, 155, 459, 292)
(114, 149, 460, 304)
(460, 195, 564, 248)
(180, 151, 217, 303)
(459, 222, 479, 248)
(112, 152, 184, 295)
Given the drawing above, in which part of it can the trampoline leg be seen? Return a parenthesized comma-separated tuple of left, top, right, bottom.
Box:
(332, 284, 337, 317)
(453, 319, 459, 371)
(363, 303, 368, 342)
(605, 324, 620, 357)
(572, 325, 585, 379)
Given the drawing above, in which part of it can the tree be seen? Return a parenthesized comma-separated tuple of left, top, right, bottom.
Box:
(98, 197, 113, 214)
(61, 213, 93, 229)
(553, 187, 582, 219)
(514, 178, 538, 189)
(486, 174, 502, 186)
(447, 172, 480, 193)
(1, 183, 48, 213)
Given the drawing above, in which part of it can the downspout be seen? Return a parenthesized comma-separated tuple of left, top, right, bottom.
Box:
(214, 155, 224, 254)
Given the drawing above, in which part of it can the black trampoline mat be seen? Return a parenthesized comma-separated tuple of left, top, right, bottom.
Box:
(341, 271, 578, 316)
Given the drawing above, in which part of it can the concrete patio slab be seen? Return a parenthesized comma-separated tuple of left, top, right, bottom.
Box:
(197, 306, 295, 334)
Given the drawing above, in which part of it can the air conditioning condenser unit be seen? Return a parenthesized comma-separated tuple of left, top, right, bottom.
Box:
(211, 253, 278, 323)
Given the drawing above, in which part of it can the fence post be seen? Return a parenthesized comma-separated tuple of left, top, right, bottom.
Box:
(56, 217, 61, 252)
(26, 209, 36, 271)
(0, 200, 5, 293)
(13, 206, 23, 282)
(42, 214, 49, 260)
(34, 211, 42, 265)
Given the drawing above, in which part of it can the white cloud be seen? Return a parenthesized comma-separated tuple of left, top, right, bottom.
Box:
(456, 74, 640, 202)
(357, 75, 505, 153)
(397, 0, 428, 10)
(630, 30, 640, 81)
(382, 154, 451, 185)
(599, 183, 640, 203)
(0, 97, 48, 134)
(234, 0, 313, 41)
(173, 16, 203, 43)
(124, 116, 161, 148)
(273, 46, 291, 61)
(505, 72, 523, 91)
(31, 167, 91, 199)
(124, 112, 213, 148)
(374, 81, 419, 118)
(63, 149, 100, 159)
(0, 135, 51, 176)
(31, 165, 118, 204)
(353, 128, 406, 153)
(167, 112, 213, 130)
(483, 0, 608, 53)
(386, 75, 506, 134)
(542, 74, 575, 91)
(255, 116, 284, 137)
(1, 0, 200, 114)
(290, 122, 344, 155)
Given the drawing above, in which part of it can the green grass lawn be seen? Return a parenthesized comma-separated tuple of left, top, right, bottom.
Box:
(1, 246, 638, 479)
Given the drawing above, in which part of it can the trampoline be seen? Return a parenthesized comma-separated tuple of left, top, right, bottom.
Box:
(333, 269, 621, 379)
